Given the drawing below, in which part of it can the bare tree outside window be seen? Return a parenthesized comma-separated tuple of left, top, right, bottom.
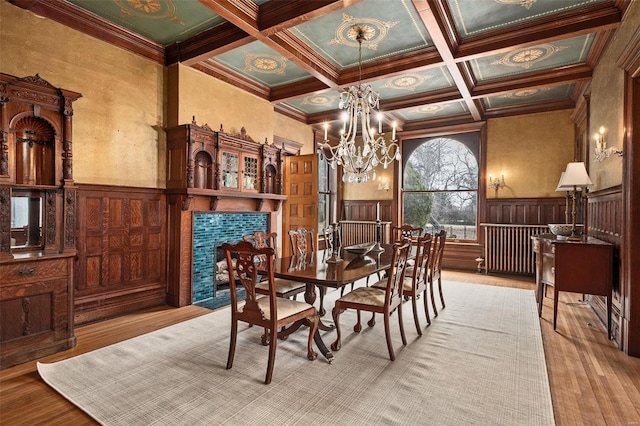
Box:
(403, 137, 479, 241)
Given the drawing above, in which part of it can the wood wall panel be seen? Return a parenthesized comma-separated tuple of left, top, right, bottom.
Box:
(586, 187, 623, 348)
(485, 197, 566, 224)
(75, 184, 166, 325)
(342, 200, 393, 222)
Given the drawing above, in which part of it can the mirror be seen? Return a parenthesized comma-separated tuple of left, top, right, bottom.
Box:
(10, 192, 43, 249)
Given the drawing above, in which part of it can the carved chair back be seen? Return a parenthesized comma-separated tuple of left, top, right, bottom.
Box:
(288, 228, 315, 256)
(392, 224, 423, 244)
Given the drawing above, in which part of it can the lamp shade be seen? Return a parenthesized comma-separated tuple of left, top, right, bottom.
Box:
(559, 162, 593, 188)
(556, 171, 582, 192)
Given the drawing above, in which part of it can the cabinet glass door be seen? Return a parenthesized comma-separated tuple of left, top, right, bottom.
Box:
(221, 152, 239, 189)
(243, 156, 258, 190)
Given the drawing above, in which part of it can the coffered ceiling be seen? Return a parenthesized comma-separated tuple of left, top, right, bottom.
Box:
(11, 0, 628, 134)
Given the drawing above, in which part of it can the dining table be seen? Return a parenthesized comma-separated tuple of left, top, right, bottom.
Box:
(273, 244, 398, 362)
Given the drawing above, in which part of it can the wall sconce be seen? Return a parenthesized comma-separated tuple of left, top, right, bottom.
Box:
(377, 177, 389, 192)
(594, 126, 623, 162)
(488, 173, 506, 191)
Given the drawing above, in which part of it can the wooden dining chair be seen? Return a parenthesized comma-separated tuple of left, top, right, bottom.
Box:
(392, 224, 423, 244)
(288, 228, 315, 255)
(429, 230, 447, 316)
(330, 241, 411, 361)
(243, 231, 306, 300)
(373, 233, 433, 335)
(287, 227, 330, 315)
(222, 240, 319, 384)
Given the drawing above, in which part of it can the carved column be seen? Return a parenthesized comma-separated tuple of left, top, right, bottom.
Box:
(0, 186, 10, 258)
(0, 90, 8, 179)
(62, 97, 74, 183)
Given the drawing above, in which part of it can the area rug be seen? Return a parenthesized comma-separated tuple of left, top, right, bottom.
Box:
(38, 281, 554, 425)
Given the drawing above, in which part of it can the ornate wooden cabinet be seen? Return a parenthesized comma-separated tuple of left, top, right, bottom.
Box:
(166, 119, 285, 208)
(0, 74, 80, 368)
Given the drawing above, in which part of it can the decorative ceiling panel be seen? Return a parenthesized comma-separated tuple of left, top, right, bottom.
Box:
(469, 35, 594, 81)
(368, 67, 455, 99)
(65, 0, 224, 45)
(445, 0, 607, 39)
(290, 0, 433, 69)
(211, 41, 312, 88)
(483, 84, 575, 109)
(396, 101, 468, 121)
(281, 90, 342, 115)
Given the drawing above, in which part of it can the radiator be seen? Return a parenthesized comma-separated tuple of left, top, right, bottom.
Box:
(339, 220, 391, 247)
(481, 224, 548, 275)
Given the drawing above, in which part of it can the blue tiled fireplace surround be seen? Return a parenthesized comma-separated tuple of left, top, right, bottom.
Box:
(192, 212, 268, 304)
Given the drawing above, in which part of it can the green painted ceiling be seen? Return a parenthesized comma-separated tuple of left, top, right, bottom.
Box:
(46, 0, 622, 130)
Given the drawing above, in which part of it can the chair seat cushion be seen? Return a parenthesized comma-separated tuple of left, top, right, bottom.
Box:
(337, 286, 385, 308)
(256, 278, 305, 295)
(256, 297, 314, 320)
(372, 277, 414, 293)
(371, 278, 386, 289)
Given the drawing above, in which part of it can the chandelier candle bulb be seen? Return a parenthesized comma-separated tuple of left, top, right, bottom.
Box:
(324, 122, 328, 141)
(392, 121, 396, 140)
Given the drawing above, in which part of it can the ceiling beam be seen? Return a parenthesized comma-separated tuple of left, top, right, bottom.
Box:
(198, 0, 361, 89)
(412, 0, 482, 121)
(166, 22, 253, 66)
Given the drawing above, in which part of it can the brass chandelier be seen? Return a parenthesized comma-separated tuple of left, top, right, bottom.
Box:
(320, 26, 400, 183)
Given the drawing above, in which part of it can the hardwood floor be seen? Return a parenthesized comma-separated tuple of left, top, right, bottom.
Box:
(1, 271, 639, 425)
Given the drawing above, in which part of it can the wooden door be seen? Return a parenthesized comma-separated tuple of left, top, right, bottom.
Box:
(283, 154, 318, 257)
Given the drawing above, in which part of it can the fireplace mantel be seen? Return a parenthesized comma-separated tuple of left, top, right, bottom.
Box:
(166, 188, 286, 211)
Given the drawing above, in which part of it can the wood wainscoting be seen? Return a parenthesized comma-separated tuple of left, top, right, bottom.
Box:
(74, 185, 167, 325)
(342, 200, 393, 222)
(485, 197, 567, 225)
(586, 186, 623, 348)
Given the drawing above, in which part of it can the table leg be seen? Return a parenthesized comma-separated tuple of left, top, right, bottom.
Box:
(303, 283, 335, 361)
(314, 330, 334, 363)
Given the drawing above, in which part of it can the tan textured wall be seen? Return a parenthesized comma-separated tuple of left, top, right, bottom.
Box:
(273, 114, 316, 154)
(342, 163, 396, 200)
(588, 1, 639, 191)
(1, 1, 165, 188)
(177, 65, 274, 144)
(487, 110, 575, 198)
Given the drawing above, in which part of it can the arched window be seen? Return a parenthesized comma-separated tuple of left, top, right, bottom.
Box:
(402, 134, 479, 242)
